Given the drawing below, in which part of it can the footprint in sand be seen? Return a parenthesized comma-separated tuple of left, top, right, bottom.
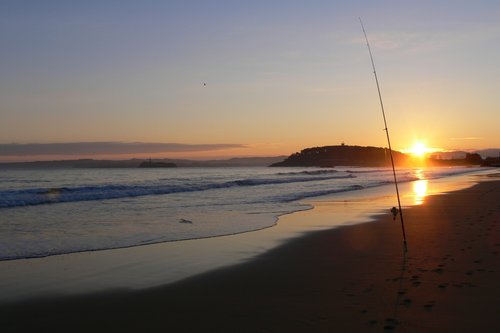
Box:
(424, 301, 436, 310)
(383, 318, 399, 330)
(397, 288, 408, 295)
(410, 275, 421, 287)
(402, 298, 412, 307)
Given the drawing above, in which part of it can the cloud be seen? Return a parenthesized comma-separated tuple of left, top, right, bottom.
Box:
(0, 142, 246, 156)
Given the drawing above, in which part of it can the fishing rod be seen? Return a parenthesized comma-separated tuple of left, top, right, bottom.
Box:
(359, 18, 408, 253)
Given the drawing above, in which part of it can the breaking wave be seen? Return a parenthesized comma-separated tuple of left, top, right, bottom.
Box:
(0, 174, 355, 208)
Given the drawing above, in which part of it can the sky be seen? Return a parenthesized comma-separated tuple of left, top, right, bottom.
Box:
(1, 0, 499, 161)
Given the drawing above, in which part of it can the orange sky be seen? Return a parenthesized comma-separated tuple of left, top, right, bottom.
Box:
(1, 1, 499, 162)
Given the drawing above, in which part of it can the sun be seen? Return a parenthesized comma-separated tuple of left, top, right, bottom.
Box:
(403, 141, 442, 161)
(408, 142, 428, 157)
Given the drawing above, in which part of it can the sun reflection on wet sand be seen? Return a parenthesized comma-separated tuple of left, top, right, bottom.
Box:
(412, 179, 428, 205)
(410, 169, 428, 205)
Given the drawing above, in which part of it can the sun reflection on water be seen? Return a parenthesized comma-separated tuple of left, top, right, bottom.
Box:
(412, 178, 428, 205)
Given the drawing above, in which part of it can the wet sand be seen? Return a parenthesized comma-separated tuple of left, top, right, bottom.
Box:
(1, 174, 499, 332)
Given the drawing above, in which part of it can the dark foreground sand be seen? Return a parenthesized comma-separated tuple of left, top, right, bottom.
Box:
(2, 175, 499, 332)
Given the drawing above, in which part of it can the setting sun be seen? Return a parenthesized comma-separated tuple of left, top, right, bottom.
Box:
(405, 142, 439, 158)
(410, 142, 428, 157)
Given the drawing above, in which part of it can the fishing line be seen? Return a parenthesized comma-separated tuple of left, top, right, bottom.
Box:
(359, 18, 408, 253)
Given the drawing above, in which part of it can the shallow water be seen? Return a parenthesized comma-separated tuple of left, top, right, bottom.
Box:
(0, 168, 494, 302)
(0, 166, 485, 260)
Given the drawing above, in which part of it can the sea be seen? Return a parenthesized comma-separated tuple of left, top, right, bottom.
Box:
(0, 165, 484, 261)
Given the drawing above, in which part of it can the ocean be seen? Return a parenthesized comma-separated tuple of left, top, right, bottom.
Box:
(0, 165, 484, 261)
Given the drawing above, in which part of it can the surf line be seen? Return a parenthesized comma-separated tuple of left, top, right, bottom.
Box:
(359, 18, 408, 254)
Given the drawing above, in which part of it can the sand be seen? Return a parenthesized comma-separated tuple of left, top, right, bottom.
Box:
(1, 173, 499, 332)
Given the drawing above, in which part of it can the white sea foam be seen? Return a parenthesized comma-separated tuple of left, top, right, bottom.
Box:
(0, 173, 356, 208)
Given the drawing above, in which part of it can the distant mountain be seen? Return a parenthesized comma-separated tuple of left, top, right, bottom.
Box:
(138, 161, 177, 168)
(428, 151, 468, 160)
(0, 159, 141, 169)
(0, 156, 287, 169)
(270, 145, 408, 167)
(3, 146, 495, 169)
(429, 148, 499, 160)
(271, 145, 494, 168)
(474, 148, 500, 158)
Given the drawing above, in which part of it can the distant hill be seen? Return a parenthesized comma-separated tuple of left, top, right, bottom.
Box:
(270, 145, 495, 168)
(138, 161, 177, 168)
(0, 156, 287, 169)
(184, 156, 288, 167)
(429, 151, 468, 160)
(430, 148, 500, 160)
(2, 146, 495, 169)
(270, 145, 408, 167)
(475, 148, 500, 158)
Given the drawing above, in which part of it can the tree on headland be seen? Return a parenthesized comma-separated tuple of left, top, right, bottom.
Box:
(464, 153, 483, 165)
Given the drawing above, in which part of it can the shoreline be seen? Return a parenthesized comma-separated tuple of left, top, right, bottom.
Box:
(0, 167, 486, 263)
(1, 172, 499, 331)
(0, 169, 495, 303)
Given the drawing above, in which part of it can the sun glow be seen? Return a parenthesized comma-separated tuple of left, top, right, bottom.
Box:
(409, 142, 428, 157)
(405, 141, 440, 158)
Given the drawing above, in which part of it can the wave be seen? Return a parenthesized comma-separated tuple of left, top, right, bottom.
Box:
(422, 167, 481, 180)
(0, 174, 355, 209)
(277, 169, 338, 176)
(273, 184, 365, 202)
(345, 169, 389, 174)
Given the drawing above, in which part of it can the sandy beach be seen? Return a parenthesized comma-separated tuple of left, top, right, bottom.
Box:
(1, 173, 499, 332)
(3, 2, 500, 332)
